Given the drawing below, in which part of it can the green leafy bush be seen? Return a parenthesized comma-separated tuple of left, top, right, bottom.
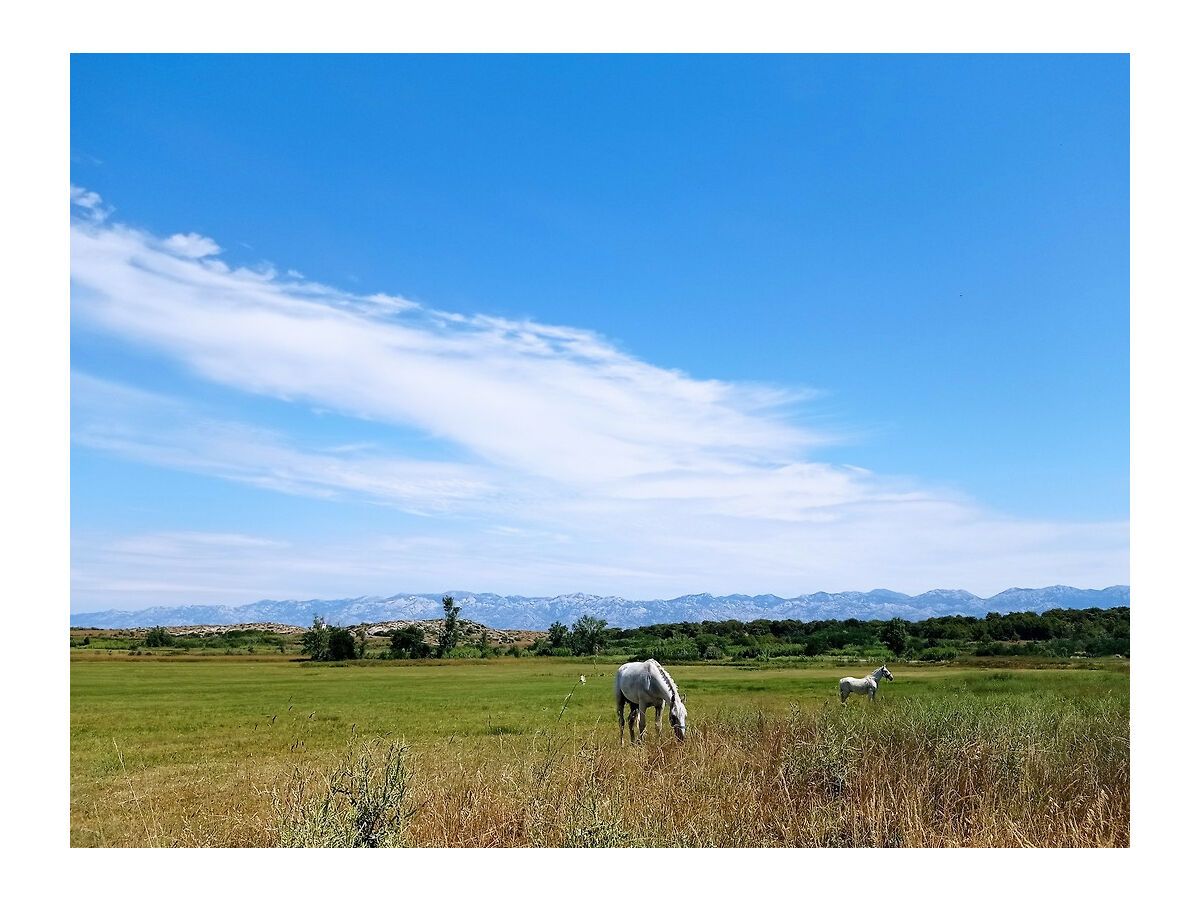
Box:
(389, 625, 432, 659)
(143, 626, 175, 647)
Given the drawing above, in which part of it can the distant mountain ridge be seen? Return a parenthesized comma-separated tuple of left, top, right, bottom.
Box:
(70, 585, 1130, 630)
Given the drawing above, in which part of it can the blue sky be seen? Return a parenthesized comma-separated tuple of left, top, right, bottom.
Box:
(69, 54, 1128, 611)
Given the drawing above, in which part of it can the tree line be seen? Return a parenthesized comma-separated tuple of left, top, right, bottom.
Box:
(604, 606, 1129, 662)
(295, 602, 1131, 663)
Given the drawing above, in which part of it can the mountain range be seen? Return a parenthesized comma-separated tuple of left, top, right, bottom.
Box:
(69, 585, 1130, 630)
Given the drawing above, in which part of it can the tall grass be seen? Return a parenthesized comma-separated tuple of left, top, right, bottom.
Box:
(274, 694, 1127, 847)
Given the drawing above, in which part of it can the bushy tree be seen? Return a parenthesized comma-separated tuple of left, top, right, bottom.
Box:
(570, 615, 608, 656)
(302, 616, 331, 660)
(548, 621, 569, 649)
(327, 628, 357, 661)
(389, 625, 431, 659)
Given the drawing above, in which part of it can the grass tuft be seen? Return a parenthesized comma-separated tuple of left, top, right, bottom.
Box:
(271, 736, 415, 847)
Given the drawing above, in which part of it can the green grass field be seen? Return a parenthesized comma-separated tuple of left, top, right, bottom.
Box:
(70, 654, 1129, 847)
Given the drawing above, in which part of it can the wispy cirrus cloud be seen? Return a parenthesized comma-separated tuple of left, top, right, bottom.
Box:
(71, 373, 499, 514)
(69, 189, 1128, 607)
(71, 210, 824, 486)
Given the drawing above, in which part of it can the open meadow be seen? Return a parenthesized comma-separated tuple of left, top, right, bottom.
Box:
(70, 652, 1129, 848)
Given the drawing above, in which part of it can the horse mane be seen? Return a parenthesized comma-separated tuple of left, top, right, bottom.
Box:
(647, 658, 682, 708)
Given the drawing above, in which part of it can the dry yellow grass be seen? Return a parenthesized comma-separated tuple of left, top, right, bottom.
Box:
(389, 699, 1128, 848)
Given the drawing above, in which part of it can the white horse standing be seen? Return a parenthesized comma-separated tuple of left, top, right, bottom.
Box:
(839, 665, 894, 703)
(615, 659, 688, 743)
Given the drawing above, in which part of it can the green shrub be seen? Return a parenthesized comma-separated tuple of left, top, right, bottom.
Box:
(143, 626, 175, 648)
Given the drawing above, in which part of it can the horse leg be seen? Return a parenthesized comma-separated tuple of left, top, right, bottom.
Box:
(617, 697, 627, 745)
(628, 705, 639, 744)
(654, 700, 664, 738)
(637, 704, 649, 742)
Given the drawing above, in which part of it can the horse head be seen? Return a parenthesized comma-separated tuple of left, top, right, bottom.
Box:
(879, 665, 894, 682)
(668, 695, 688, 741)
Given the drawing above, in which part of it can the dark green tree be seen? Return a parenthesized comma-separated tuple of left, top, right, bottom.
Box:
(880, 618, 908, 656)
(327, 627, 357, 661)
(437, 595, 461, 658)
(547, 621, 569, 649)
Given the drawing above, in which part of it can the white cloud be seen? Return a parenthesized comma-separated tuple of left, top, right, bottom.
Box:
(70, 184, 110, 222)
(69, 201, 1129, 605)
(161, 232, 222, 258)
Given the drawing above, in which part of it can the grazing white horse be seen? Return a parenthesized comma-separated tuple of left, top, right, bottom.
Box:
(615, 659, 687, 743)
(839, 665, 894, 703)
